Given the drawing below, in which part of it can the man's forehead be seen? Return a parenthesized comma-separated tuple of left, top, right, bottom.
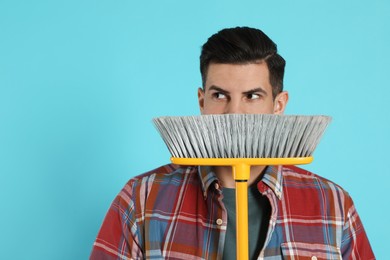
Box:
(206, 84, 269, 95)
(204, 63, 272, 92)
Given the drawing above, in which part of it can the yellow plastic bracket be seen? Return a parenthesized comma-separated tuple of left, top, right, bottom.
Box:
(171, 157, 313, 260)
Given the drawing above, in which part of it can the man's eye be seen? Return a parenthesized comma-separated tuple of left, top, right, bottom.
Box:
(213, 93, 227, 99)
(246, 93, 260, 100)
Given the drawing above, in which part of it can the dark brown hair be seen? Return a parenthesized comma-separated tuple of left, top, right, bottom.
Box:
(200, 27, 285, 98)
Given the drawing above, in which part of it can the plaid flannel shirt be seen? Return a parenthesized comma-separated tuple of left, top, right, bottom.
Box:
(90, 164, 374, 259)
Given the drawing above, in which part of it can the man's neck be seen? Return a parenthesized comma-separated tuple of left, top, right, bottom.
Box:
(214, 165, 266, 188)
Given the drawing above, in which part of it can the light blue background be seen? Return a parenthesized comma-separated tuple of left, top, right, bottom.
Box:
(0, 0, 388, 259)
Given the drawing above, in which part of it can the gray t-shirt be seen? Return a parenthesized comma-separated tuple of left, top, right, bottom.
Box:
(222, 185, 271, 260)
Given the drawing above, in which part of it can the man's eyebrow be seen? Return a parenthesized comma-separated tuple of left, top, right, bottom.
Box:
(208, 85, 230, 94)
(208, 86, 269, 96)
(242, 87, 268, 96)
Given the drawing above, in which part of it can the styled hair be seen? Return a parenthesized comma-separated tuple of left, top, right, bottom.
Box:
(200, 26, 285, 98)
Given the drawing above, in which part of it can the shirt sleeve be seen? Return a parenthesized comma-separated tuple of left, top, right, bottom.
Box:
(90, 182, 144, 260)
(340, 195, 375, 259)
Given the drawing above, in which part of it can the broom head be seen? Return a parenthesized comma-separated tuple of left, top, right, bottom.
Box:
(153, 114, 331, 159)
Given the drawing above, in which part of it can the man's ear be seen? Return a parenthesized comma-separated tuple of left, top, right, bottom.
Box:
(198, 87, 205, 114)
(273, 91, 289, 114)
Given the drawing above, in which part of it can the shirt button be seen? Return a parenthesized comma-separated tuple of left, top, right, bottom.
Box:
(216, 218, 223, 225)
(311, 256, 317, 260)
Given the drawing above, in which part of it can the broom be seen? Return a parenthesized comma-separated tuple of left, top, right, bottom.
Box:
(153, 114, 331, 260)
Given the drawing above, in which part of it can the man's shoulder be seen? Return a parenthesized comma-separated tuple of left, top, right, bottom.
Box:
(115, 164, 199, 206)
(280, 165, 356, 213)
(281, 165, 347, 194)
(124, 163, 198, 187)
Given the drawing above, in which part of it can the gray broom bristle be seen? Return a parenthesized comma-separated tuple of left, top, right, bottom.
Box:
(153, 114, 331, 159)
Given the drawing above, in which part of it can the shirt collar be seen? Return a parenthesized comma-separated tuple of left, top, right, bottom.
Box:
(198, 165, 284, 200)
(198, 166, 219, 198)
(260, 165, 284, 199)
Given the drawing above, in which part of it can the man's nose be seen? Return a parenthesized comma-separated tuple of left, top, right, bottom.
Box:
(224, 98, 244, 114)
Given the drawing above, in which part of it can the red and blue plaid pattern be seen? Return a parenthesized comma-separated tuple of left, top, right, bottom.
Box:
(91, 164, 374, 259)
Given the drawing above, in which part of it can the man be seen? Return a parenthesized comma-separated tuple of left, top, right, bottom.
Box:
(91, 27, 374, 259)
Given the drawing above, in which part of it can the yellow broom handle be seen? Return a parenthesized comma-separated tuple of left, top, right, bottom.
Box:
(233, 163, 250, 260)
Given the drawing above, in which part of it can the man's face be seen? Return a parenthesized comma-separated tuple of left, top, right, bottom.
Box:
(198, 62, 288, 115)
